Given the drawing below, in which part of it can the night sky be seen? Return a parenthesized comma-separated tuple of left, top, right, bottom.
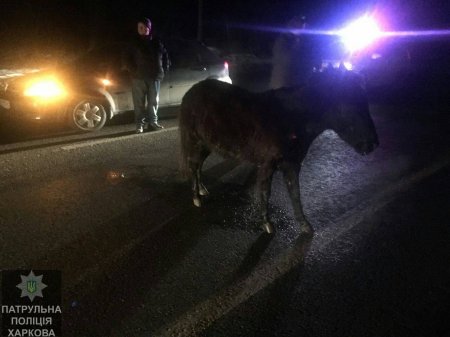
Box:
(0, 0, 449, 61)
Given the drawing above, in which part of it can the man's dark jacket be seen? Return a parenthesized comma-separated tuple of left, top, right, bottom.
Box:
(124, 35, 170, 80)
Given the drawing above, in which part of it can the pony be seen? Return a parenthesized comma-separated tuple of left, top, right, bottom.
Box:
(179, 69, 379, 235)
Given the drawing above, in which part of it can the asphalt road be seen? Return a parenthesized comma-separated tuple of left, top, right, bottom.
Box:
(0, 99, 449, 337)
(201, 165, 450, 337)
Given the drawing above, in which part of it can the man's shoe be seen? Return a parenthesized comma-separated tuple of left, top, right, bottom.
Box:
(135, 125, 144, 134)
(149, 122, 164, 130)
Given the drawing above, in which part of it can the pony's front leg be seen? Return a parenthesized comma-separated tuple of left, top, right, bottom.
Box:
(193, 167, 209, 205)
(190, 162, 202, 207)
(280, 162, 314, 236)
(256, 163, 276, 234)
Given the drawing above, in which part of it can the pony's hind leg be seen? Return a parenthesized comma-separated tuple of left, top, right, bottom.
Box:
(189, 145, 210, 207)
(198, 177, 209, 196)
(256, 162, 276, 234)
(280, 162, 313, 236)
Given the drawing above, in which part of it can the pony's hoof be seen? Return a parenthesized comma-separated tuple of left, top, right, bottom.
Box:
(261, 222, 275, 234)
(199, 185, 209, 196)
(193, 197, 202, 207)
(299, 222, 314, 237)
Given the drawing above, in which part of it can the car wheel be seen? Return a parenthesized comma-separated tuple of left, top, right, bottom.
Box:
(70, 99, 107, 131)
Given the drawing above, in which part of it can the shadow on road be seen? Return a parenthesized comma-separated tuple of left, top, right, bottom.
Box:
(27, 172, 291, 336)
(0, 130, 138, 154)
(227, 232, 274, 284)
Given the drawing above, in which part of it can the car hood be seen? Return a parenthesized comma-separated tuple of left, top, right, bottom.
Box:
(0, 69, 42, 92)
(0, 68, 41, 80)
(0, 64, 98, 97)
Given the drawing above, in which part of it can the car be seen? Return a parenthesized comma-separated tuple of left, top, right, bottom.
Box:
(0, 38, 232, 131)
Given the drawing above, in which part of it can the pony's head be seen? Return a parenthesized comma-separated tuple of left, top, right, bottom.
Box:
(311, 68, 379, 155)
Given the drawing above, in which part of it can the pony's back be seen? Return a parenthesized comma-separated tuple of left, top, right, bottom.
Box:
(179, 79, 290, 175)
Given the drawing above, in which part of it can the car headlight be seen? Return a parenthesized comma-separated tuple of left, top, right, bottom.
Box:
(24, 78, 66, 99)
(98, 78, 113, 86)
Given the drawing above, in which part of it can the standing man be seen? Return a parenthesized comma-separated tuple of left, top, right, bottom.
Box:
(124, 17, 170, 133)
(270, 16, 321, 89)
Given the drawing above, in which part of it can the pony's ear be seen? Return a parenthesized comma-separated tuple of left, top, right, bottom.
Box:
(338, 62, 348, 72)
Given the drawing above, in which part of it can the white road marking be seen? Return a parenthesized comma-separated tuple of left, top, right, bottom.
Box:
(60, 127, 178, 150)
(156, 154, 450, 337)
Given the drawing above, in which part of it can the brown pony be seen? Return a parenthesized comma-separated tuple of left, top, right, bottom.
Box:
(179, 70, 378, 235)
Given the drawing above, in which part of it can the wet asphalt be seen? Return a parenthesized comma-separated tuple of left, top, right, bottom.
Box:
(201, 166, 450, 337)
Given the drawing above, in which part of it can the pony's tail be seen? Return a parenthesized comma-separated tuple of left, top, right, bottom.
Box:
(178, 97, 193, 179)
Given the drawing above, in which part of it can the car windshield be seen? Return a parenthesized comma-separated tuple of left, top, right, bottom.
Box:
(60, 39, 223, 74)
(65, 43, 123, 73)
(164, 39, 222, 68)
